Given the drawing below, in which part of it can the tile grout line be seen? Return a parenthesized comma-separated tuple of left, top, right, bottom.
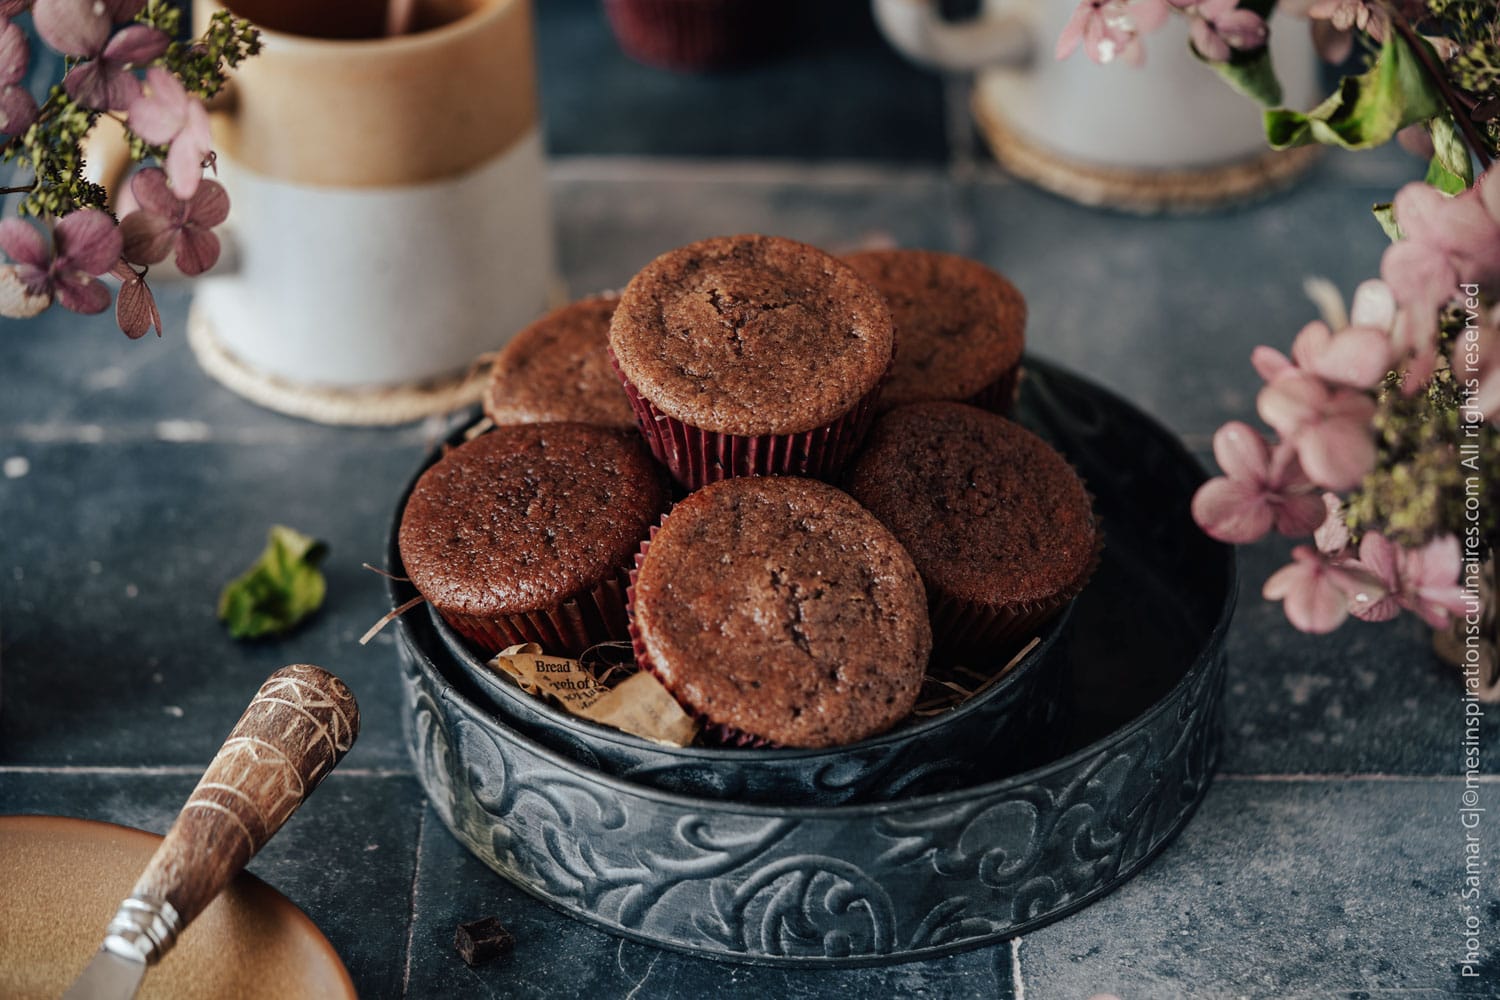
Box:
(1011, 936, 1026, 1000)
(400, 808, 426, 999)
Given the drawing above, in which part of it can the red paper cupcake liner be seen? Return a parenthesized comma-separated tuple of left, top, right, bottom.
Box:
(437, 569, 632, 659)
(610, 348, 887, 491)
(602, 0, 787, 72)
(929, 518, 1104, 663)
(626, 527, 776, 748)
(965, 363, 1022, 415)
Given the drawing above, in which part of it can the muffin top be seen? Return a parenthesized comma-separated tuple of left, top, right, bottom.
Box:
(483, 294, 636, 430)
(609, 234, 894, 436)
(846, 402, 1095, 608)
(399, 423, 669, 616)
(843, 249, 1025, 410)
(631, 476, 930, 749)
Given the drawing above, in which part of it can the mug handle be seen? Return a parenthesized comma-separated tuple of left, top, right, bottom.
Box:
(871, 0, 1033, 72)
(82, 106, 240, 280)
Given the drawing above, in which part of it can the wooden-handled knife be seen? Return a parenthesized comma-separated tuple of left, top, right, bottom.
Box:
(62, 664, 360, 1000)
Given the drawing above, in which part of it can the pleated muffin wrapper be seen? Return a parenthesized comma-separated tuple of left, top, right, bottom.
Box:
(610, 347, 889, 491)
(436, 568, 634, 660)
(626, 526, 776, 749)
(929, 518, 1104, 664)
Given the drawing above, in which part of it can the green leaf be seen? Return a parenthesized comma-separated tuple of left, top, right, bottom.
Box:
(217, 525, 328, 640)
(1208, 46, 1283, 108)
(1264, 34, 1443, 151)
(1428, 112, 1474, 189)
(1371, 201, 1402, 241)
(1424, 154, 1468, 194)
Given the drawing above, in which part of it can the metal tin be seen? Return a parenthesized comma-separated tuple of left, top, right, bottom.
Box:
(392, 360, 1236, 966)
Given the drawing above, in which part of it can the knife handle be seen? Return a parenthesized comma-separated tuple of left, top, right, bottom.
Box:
(103, 664, 360, 964)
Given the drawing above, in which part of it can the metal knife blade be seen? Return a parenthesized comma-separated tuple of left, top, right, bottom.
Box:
(61, 948, 146, 1000)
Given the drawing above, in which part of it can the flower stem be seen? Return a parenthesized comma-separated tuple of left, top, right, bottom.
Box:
(1383, 2, 1493, 170)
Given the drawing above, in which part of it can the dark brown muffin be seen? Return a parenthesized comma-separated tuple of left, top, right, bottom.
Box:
(483, 295, 635, 430)
(609, 234, 894, 488)
(628, 476, 931, 749)
(846, 402, 1098, 657)
(399, 423, 670, 656)
(843, 249, 1026, 413)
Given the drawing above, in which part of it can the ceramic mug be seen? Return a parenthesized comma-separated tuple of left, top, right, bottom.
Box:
(184, 0, 556, 388)
(873, 0, 1323, 171)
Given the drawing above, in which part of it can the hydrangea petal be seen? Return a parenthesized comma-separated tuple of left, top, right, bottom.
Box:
(55, 209, 123, 275)
(1256, 371, 1324, 435)
(0, 216, 50, 268)
(1192, 476, 1274, 543)
(53, 271, 111, 313)
(1306, 328, 1393, 388)
(128, 166, 179, 217)
(127, 66, 188, 145)
(1295, 418, 1376, 491)
(32, 0, 109, 56)
(1212, 7, 1267, 49)
(188, 179, 230, 228)
(1272, 490, 1326, 537)
(0, 17, 29, 86)
(0, 83, 37, 134)
(1211, 420, 1269, 482)
(1251, 345, 1295, 382)
(1348, 278, 1395, 331)
(114, 269, 161, 339)
(119, 209, 176, 265)
(173, 225, 220, 276)
(64, 58, 142, 111)
(103, 25, 168, 64)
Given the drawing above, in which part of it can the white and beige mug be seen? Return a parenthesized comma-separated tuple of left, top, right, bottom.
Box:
(185, 0, 556, 390)
(873, 0, 1325, 206)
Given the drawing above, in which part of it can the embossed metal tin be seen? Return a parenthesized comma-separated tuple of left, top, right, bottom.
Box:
(391, 360, 1236, 966)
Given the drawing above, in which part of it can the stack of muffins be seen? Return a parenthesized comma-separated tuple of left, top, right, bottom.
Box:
(399, 235, 1099, 751)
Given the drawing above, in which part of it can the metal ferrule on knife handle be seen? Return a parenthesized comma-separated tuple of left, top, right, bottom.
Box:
(124, 665, 360, 953)
(101, 897, 181, 965)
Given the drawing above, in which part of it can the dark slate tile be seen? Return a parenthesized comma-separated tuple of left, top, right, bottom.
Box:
(553, 170, 961, 296)
(406, 805, 1016, 1000)
(0, 770, 423, 1000)
(968, 149, 1426, 439)
(1016, 778, 1499, 999)
(535, 0, 947, 162)
(0, 438, 432, 769)
(1219, 532, 1500, 776)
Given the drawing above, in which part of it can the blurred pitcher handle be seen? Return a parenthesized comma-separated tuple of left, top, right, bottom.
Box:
(82, 93, 240, 279)
(871, 0, 1034, 71)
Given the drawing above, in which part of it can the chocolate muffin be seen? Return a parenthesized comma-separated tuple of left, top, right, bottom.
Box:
(843, 249, 1026, 413)
(846, 402, 1098, 658)
(628, 476, 931, 749)
(399, 423, 670, 656)
(609, 234, 894, 489)
(483, 295, 635, 430)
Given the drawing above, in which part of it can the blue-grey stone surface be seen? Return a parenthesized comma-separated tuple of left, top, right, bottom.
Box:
(1, 13, 1496, 998)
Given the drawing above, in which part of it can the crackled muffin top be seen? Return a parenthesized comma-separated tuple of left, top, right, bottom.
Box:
(843, 249, 1025, 410)
(609, 234, 894, 435)
(846, 402, 1095, 608)
(399, 423, 668, 616)
(630, 476, 930, 748)
(483, 294, 636, 430)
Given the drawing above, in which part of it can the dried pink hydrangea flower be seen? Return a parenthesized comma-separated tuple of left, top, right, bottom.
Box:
(1192, 421, 1325, 544)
